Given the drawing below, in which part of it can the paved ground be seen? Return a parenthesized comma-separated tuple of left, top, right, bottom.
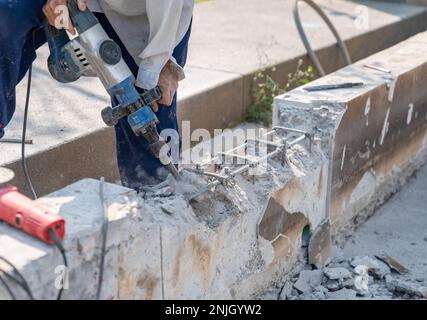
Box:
(342, 162, 427, 280)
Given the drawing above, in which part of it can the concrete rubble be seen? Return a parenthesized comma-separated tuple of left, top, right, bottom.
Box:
(294, 270, 324, 294)
(351, 256, 391, 279)
(258, 251, 427, 300)
(323, 267, 352, 280)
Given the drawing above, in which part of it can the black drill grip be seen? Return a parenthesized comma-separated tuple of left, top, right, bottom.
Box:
(67, 0, 98, 33)
(140, 87, 163, 106)
(101, 87, 163, 127)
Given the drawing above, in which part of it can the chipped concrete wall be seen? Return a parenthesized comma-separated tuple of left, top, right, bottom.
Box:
(274, 31, 427, 242)
(2, 31, 427, 301)
(0, 137, 328, 300)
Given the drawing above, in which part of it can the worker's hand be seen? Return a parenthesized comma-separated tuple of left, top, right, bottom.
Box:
(43, 0, 88, 36)
(150, 60, 179, 112)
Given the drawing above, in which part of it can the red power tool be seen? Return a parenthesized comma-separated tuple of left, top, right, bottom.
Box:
(0, 168, 65, 245)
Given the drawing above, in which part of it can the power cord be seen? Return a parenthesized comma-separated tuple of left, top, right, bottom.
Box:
(1, 230, 68, 301)
(18, 27, 108, 301)
(0, 272, 16, 300)
(96, 177, 109, 300)
(21, 30, 38, 200)
(48, 229, 68, 300)
(0, 256, 34, 300)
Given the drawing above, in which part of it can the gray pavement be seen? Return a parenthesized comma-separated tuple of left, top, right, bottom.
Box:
(343, 162, 427, 280)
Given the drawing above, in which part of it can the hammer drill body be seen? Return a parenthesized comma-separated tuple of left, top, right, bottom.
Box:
(44, 0, 179, 179)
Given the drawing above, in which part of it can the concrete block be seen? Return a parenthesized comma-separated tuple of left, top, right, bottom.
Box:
(294, 270, 324, 294)
(0, 179, 139, 300)
(0, 114, 330, 299)
(274, 31, 427, 242)
(324, 267, 352, 280)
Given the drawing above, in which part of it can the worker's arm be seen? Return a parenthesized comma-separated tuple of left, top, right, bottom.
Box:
(43, 0, 88, 35)
(137, 0, 193, 109)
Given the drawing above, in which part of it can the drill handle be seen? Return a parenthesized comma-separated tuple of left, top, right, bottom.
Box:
(67, 0, 82, 18)
(66, 0, 99, 34)
(140, 87, 163, 106)
(101, 87, 163, 127)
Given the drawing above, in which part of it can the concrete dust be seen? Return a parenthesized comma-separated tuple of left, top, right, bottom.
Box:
(138, 125, 319, 231)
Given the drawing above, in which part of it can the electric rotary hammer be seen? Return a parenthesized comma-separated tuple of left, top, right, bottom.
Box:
(44, 0, 180, 180)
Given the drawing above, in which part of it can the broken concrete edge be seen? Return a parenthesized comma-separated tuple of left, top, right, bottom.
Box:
(0, 120, 330, 300)
(274, 31, 427, 245)
(4, 9, 427, 198)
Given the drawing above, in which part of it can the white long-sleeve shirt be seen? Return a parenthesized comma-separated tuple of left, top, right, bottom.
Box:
(88, 0, 194, 89)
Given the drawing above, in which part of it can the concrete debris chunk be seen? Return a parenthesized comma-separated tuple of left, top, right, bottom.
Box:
(324, 267, 352, 280)
(351, 255, 391, 279)
(385, 276, 427, 298)
(308, 221, 332, 268)
(161, 204, 176, 215)
(326, 288, 357, 300)
(375, 253, 408, 274)
(323, 277, 355, 292)
(342, 278, 355, 288)
(293, 270, 324, 294)
(279, 281, 293, 300)
(300, 288, 327, 300)
(324, 279, 341, 291)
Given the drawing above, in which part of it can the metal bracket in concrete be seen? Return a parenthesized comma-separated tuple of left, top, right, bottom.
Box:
(187, 127, 314, 201)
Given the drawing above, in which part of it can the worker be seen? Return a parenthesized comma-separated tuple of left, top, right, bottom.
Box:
(0, 0, 194, 190)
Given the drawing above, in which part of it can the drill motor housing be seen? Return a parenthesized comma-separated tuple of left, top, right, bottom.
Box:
(44, 0, 165, 144)
(44, 0, 178, 176)
(0, 185, 65, 245)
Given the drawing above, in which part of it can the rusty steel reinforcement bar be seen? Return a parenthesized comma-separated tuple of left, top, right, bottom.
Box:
(188, 128, 313, 200)
(198, 130, 277, 167)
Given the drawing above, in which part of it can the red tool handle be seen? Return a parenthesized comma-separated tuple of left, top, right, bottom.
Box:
(0, 186, 65, 244)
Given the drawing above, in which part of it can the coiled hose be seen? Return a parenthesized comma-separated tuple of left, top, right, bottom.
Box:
(293, 0, 352, 76)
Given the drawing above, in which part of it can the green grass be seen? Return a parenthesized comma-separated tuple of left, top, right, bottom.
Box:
(246, 61, 316, 126)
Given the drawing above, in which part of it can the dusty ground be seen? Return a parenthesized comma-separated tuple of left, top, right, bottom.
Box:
(258, 162, 427, 300)
(341, 163, 427, 280)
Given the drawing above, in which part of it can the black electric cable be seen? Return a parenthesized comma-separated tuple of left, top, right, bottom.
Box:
(96, 177, 108, 300)
(0, 256, 34, 299)
(21, 30, 38, 200)
(1, 269, 34, 300)
(0, 272, 16, 300)
(48, 229, 68, 300)
(293, 0, 352, 77)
